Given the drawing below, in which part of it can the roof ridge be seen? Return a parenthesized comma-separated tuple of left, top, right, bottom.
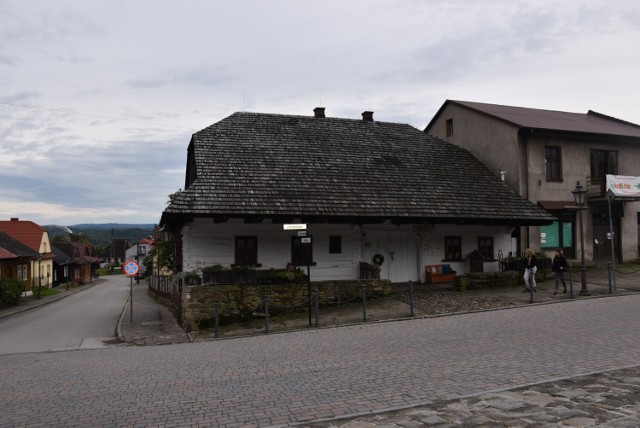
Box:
(228, 111, 413, 126)
(587, 110, 640, 129)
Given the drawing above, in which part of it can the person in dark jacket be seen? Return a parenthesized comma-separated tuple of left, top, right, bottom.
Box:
(523, 248, 538, 293)
(552, 249, 568, 295)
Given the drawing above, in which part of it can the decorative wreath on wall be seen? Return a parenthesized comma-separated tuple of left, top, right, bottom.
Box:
(372, 254, 385, 266)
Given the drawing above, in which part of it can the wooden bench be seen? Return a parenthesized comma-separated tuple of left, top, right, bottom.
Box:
(425, 264, 457, 284)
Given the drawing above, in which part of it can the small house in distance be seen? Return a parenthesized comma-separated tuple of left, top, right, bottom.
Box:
(161, 108, 555, 283)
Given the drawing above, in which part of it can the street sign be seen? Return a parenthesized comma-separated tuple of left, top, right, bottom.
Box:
(283, 224, 307, 230)
(124, 261, 139, 277)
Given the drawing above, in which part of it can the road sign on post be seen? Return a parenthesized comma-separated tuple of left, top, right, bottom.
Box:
(124, 261, 139, 277)
(123, 261, 139, 323)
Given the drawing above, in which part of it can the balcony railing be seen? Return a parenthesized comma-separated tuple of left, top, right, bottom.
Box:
(586, 176, 606, 199)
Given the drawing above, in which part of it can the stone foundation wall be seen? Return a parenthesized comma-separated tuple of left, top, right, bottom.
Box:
(182, 279, 391, 332)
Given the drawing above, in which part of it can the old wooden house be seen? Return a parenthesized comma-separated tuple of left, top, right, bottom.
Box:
(161, 109, 555, 283)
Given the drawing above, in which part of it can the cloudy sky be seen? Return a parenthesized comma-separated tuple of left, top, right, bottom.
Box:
(1, 0, 639, 226)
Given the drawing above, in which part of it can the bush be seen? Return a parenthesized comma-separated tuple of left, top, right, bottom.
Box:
(0, 279, 24, 308)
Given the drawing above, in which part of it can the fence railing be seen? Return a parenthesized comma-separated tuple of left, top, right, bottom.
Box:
(205, 281, 417, 338)
(148, 275, 174, 298)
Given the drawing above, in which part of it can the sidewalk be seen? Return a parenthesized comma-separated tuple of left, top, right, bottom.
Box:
(117, 280, 190, 346)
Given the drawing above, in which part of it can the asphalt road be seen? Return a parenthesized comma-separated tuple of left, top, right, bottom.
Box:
(1, 293, 640, 427)
(0, 276, 130, 355)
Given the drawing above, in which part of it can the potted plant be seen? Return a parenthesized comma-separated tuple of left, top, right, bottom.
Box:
(180, 270, 202, 285)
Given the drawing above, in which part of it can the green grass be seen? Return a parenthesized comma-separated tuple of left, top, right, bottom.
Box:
(35, 288, 60, 297)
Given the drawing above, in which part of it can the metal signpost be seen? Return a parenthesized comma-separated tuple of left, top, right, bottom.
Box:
(123, 261, 139, 323)
(283, 224, 313, 326)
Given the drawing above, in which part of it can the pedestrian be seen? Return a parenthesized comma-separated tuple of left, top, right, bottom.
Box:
(552, 249, 568, 295)
(522, 248, 538, 293)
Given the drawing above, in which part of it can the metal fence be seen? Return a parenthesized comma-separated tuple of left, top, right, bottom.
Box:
(207, 281, 417, 338)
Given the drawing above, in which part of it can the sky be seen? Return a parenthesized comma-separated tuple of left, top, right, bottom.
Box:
(1, 0, 639, 226)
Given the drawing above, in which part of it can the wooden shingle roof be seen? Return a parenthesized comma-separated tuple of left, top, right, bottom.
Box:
(162, 112, 555, 226)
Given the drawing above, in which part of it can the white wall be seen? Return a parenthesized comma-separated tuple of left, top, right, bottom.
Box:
(182, 219, 360, 281)
(422, 224, 514, 274)
(181, 219, 515, 282)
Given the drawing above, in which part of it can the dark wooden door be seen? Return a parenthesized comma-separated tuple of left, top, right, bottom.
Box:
(592, 214, 620, 264)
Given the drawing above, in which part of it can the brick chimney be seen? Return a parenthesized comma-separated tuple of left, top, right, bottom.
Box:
(362, 111, 374, 122)
(313, 107, 325, 118)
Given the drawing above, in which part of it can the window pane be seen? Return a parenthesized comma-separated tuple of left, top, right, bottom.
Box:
(292, 237, 313, 265)
(329, 236, 341, 254)
(562, 222, 573, 247)
(540, 222, 559, 248)
(235, 236, 258, 265)
(444, 236, 461, 260)
(609, 151, 618, 174)
(545, 146, 562, 181)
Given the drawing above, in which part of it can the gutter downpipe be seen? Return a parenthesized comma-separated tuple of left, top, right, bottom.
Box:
(520, 128, 532, 250)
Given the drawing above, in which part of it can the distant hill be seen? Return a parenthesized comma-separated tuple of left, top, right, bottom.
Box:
(71, 223, 155, 230)
(45, 224, 156, 247)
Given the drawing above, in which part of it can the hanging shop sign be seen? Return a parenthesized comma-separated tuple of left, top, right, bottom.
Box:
(607, 175, 640, 198)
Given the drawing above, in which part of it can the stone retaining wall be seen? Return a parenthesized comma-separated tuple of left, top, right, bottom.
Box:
(182, 279, 392, 332)
(454, 268, 552, 291)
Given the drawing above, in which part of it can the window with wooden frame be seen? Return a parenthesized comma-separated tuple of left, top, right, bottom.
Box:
(235, 236, 258, 266)
(329, 236, 342, 254)
(545, 146, 562, 181)
(445, 118, 454, 137)
(444, 236, 462, 260)
(590, 149, 618, 183)
(291, 236, 313, 266)
(477, 237, 494, 259)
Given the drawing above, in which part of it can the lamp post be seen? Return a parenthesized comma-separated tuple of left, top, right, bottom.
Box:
(572, 181, 590, 296)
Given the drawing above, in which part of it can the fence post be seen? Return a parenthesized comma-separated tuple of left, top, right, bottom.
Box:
(362, 285, 368, 322)
(314, 289, 319, 327)
(263, 296, 270, 333)
(213, 302, 219, 338)
(408, 280, 415, 317)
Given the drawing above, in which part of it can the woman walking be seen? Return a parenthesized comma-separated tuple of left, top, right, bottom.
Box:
(552, 249, 568, 295)
(523, 248, 538, 293)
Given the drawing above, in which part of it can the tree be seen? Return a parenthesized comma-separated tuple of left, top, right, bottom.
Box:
(154, 240, 176, 273)
(167, 189, 183, 206)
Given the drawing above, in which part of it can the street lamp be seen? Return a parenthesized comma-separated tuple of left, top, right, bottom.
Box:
(160, 225, 174, 275)
(572, 181, 590, 296)
(160, 226, 172, 243)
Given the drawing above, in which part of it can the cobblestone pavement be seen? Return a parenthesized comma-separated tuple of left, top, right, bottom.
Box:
(2, 282, 640, 427)
(304, 365, 640, 427)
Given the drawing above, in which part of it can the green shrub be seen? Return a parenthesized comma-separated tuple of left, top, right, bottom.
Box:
(0, 279, 24, 308)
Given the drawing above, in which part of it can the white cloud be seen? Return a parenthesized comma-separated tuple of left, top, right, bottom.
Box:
(0, 0, 639, 225)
